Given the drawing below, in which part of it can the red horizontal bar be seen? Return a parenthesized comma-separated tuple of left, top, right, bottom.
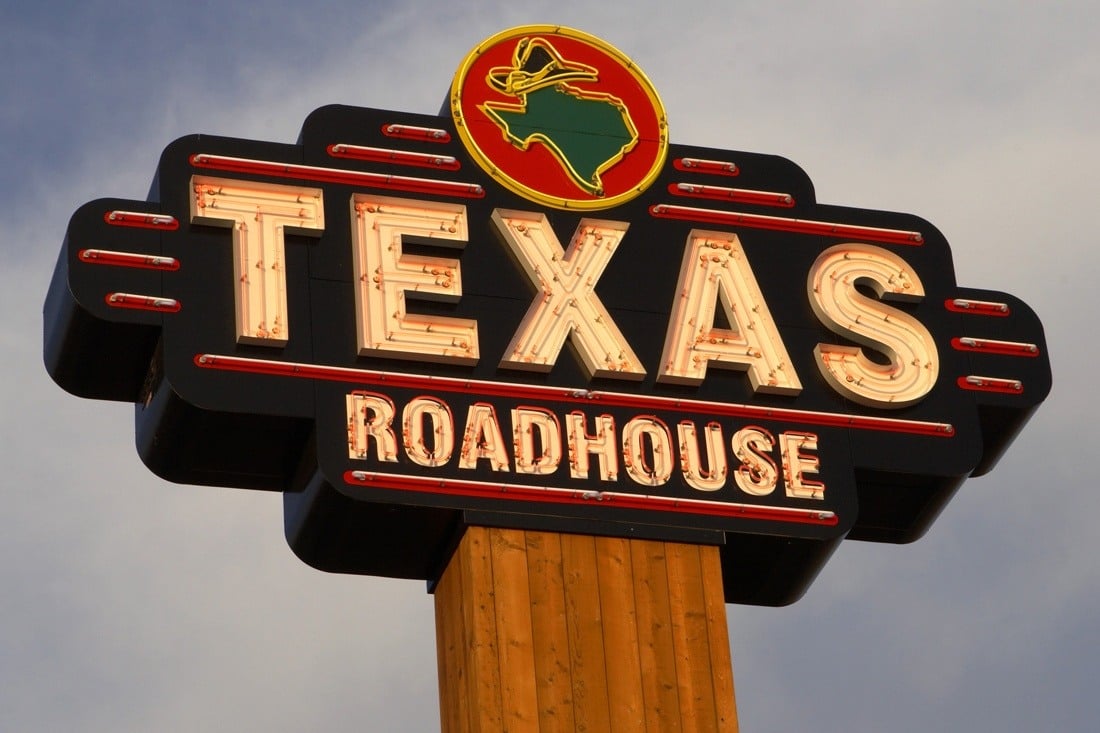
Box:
(958, 375, 1023, 394)
(105, 293, 180, 312)
(189, 153, 484, 199)
(673, 157, 739, 176)
(669, 183, 794, 208)
(79, 249, 179, 271)
(951, 337, 1039, 357)
(381, 123, 452, 143)
(194, 354, 954, 438)
(945, 298, 1010, 316)
(344, 471, 839, 527)
(103, 210, 179, 231)
(328, 143, 460, 170)
(649, 204, 924, 245)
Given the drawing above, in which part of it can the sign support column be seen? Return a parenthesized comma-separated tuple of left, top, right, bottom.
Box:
(434, 526, 738, 732)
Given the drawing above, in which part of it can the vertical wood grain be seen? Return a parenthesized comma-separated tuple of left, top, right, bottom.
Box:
(525, 530, 576, 733)
(461, 527, 503, 732)
(700, 545, 738, 732)
(559, 532, 612, 733)
(631, 538, 683, 732)
(434, 529, 738, 733)
(594, 535, 646, 733)
(489, 528, 540, 730)
(666, 542, 719, 733)
(435, 543, 466, 733)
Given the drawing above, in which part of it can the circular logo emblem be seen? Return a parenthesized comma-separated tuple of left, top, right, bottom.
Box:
(450, 26, 669, 210)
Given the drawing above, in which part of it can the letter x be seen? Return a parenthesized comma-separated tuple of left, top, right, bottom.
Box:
(491, 209, 645, 380)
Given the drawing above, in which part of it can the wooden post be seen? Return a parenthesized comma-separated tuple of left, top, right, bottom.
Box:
(434, 526, 738, 732)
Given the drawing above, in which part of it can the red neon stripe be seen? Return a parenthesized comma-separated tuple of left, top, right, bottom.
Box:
(194, 354, 954, 437)
(79, 249, 179, 271)
(343, 471, 839, 527)
(945, 298, 1010, 316)
(381, 123, 452, 143)
(649, 204, 924, 245)
(958, 376, 1023, 394)
(103, 210, 179, 231)
(327, 144, 460, 170)
(673, 157, 739, 176)
(951, 337, 1039, 357)
(669, 183, 794, 208)
(105, 293, 180, 312)
(189, 154, 484, 199)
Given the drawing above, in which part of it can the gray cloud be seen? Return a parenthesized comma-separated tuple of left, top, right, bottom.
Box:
(3, 1, 1095, 730)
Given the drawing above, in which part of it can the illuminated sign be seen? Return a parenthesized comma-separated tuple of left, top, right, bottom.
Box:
(450, 26, 668, 209)
(43, 26, 1050, 605)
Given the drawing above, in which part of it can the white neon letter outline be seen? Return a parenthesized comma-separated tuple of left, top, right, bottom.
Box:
(191, 176, 325, 346)
(731, 426, 778, 497)
(622, 416, 674, 487)
(350, 195, 478, 364)
(346, 391, 398, 462)
(491, 209, 645, 380)
(402, 396, 455, 467)
(808, 243, 938, 408)
(677, 421, 728, 492)
(658, 230, 801, 394)
(459, 403, 510, 472)
(565, 412, 619, 481)
(780, 431, 826, 500)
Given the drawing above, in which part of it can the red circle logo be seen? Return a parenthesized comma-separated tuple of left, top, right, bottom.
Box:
(450, 26, 669, 210)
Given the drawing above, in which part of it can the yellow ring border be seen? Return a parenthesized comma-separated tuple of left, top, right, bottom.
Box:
(449, 25, 669, 211)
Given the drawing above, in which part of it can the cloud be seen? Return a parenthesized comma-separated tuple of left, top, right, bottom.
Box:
(3, 1, 1096, 731)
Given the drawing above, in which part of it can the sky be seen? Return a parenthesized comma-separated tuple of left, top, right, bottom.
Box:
(2, 0, 1097, 730)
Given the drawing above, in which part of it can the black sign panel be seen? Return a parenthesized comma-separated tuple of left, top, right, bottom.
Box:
(44, 99, 1050, 605)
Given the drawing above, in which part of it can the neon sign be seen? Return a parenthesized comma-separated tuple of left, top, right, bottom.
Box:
(44, 26, 1050, 605)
